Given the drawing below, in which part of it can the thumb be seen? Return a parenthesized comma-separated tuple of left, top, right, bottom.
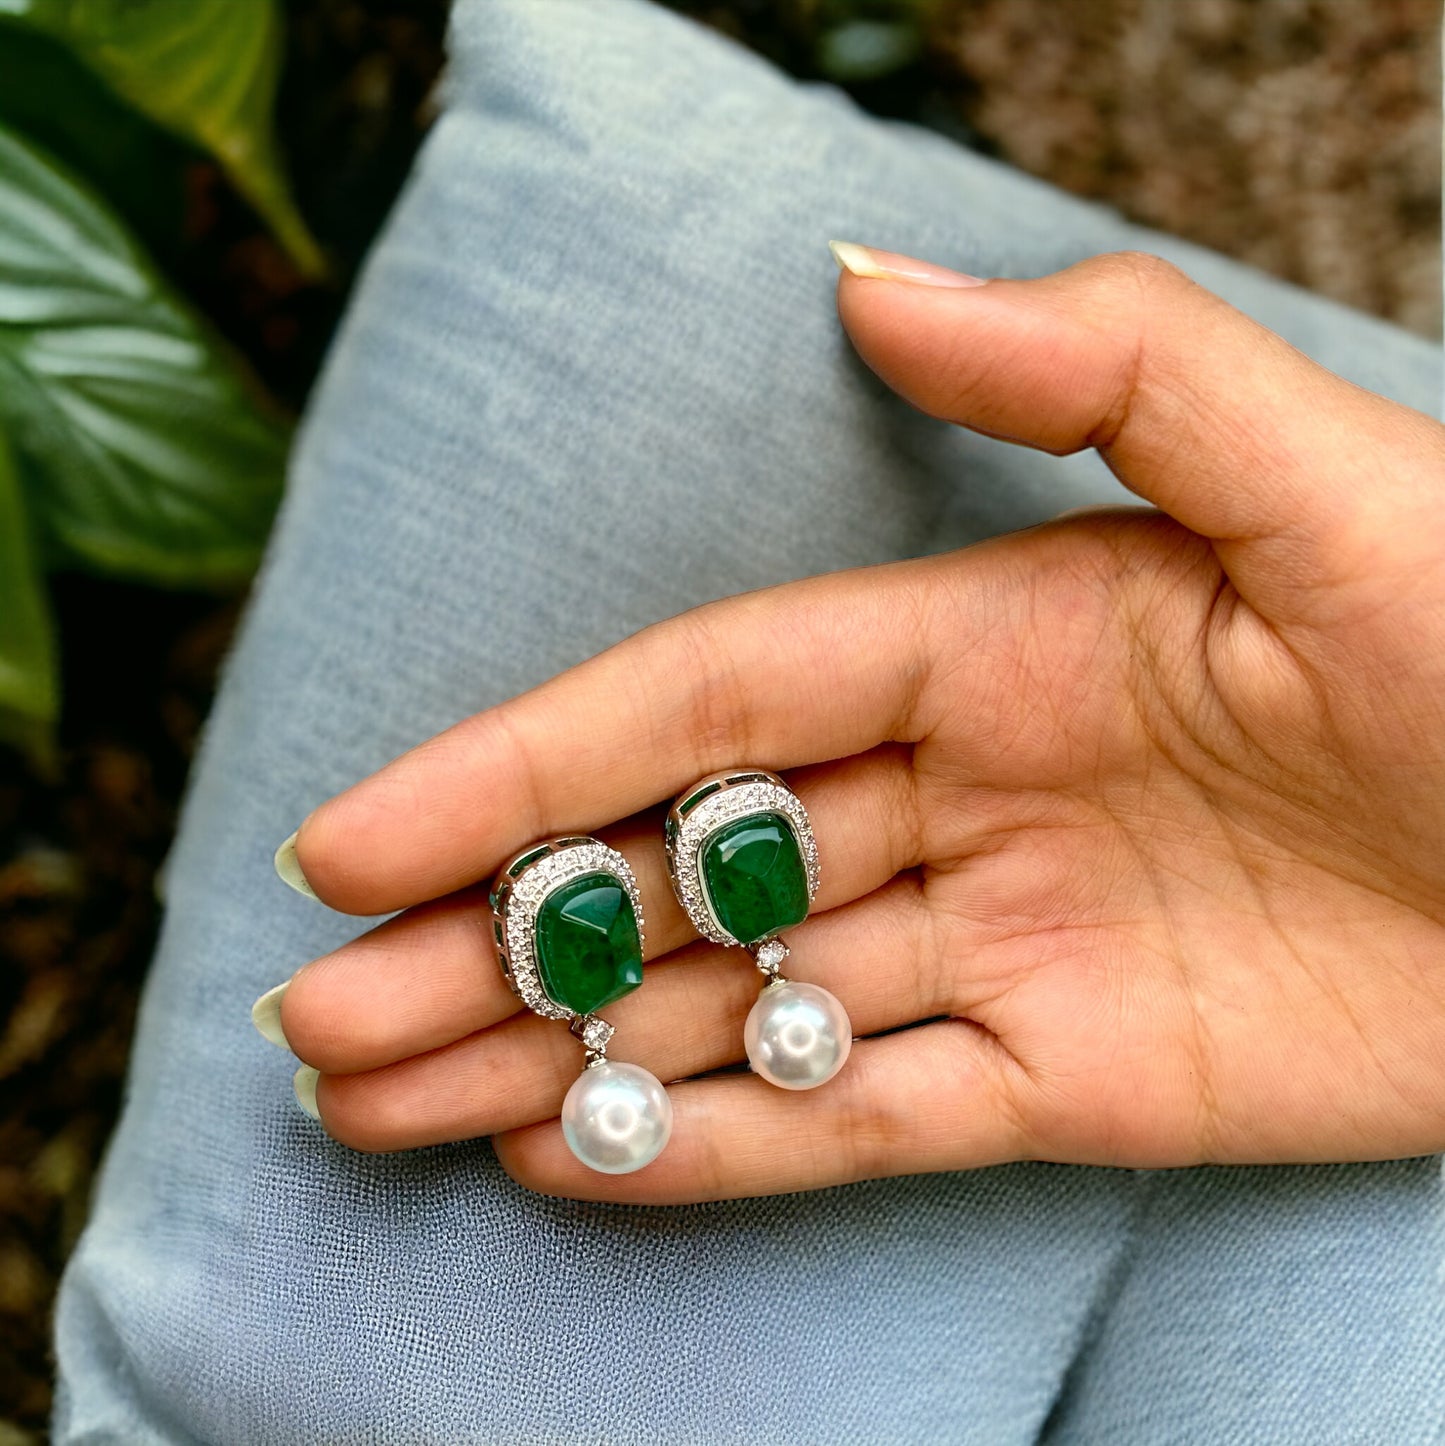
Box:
(832, 243, 1445, 630)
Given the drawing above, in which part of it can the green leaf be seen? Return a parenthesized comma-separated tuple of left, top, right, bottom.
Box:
(0, 0, 324, 277)
(0, 426, 59, 763)
(0, 123, 288, 587)
(0, 21, 189, 262)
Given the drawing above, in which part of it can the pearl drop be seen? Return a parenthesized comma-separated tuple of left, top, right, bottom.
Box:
(561, 1060, 672, 1174)
(744, 980, 851, 1090)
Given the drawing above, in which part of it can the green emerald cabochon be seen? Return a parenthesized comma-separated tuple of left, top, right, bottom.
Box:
(699, 810, 809, 944)
(534, 871, 643, 1015)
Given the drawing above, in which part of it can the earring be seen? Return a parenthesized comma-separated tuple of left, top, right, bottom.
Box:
(489, 837, 671, 1174)
(665, 769, 851, 1090)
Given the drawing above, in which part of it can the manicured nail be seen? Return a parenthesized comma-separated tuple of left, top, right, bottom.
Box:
(293, 1064, 321, 1120)
(250, 981, 291, 1049)
(829, 240, 987, 288)
(274, 830, 317, 900)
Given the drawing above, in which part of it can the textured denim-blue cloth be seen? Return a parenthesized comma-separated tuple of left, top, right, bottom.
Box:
(53, 1, 1445, 1441)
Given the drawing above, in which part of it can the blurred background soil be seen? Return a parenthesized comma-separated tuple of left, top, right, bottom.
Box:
(1, 0, 1438, 1433)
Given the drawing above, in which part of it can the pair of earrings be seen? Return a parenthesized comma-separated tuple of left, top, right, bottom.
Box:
(489, 769, 852, 1175)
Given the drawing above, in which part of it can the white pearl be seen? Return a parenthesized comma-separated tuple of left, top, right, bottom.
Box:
(744, 980, 852, 1090)
(561, 1061, 672, 1174)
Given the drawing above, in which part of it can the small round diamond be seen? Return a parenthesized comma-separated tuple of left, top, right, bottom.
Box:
(755, 939, 789, 976)
(581, 1016, 615, 1053)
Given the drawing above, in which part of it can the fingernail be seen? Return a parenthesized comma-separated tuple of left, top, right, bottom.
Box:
(293, 1064, 321, 1121)
(250, 981, 291, 1049)
(274, 830, 317, 900)
(829, 240, 987, 288)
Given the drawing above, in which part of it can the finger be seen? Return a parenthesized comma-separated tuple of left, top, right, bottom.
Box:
(495, 1022, 1024, 1204)
(283, 747, 927, 1074)
(312, 873, 947, 1153)
(291, 552, 979, 915)
(835, 246, 1445, 627)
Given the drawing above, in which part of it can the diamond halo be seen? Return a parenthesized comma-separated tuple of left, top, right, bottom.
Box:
(490, 840, 644, 1023)
(665, 772, 819, 947)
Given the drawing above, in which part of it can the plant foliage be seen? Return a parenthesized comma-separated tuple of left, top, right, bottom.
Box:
(0, 427, 56, 763)
(0, 0, 321, 274)
(0, 125, 288, 584)
(0, 0, 303, 759)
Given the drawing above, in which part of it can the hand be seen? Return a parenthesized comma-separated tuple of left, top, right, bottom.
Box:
(271, 247, 1445, 1203)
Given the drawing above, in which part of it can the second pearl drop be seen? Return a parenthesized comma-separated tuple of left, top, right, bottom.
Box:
(744, 979, 851, 1090)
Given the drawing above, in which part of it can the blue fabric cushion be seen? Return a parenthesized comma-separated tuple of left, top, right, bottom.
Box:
(54, 1, 1442, 1441)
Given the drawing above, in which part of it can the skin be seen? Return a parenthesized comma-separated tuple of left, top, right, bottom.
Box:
(274, 250, 1445, 1203)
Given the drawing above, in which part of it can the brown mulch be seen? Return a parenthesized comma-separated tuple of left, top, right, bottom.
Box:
(2, 0, 1438, 1435)
(936, 0, 1441, 335)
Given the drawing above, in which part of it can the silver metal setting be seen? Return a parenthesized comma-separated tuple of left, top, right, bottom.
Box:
(664, 769, 819, 947)
(488, 838, 644, 1027)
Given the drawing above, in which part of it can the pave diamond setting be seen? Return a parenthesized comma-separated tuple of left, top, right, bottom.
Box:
(665, 771, 819, 947)
(490, 838, 645, 1024)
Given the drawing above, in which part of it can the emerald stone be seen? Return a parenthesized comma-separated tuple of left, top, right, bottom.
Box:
(678, 781, 723, 817)
(699, 811, 808, 944)
(509, 845, 551, 877)
(534, 872, 643, 1015)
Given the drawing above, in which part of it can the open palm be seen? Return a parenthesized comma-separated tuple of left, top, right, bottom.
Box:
(270, 250, 1445, 1201)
